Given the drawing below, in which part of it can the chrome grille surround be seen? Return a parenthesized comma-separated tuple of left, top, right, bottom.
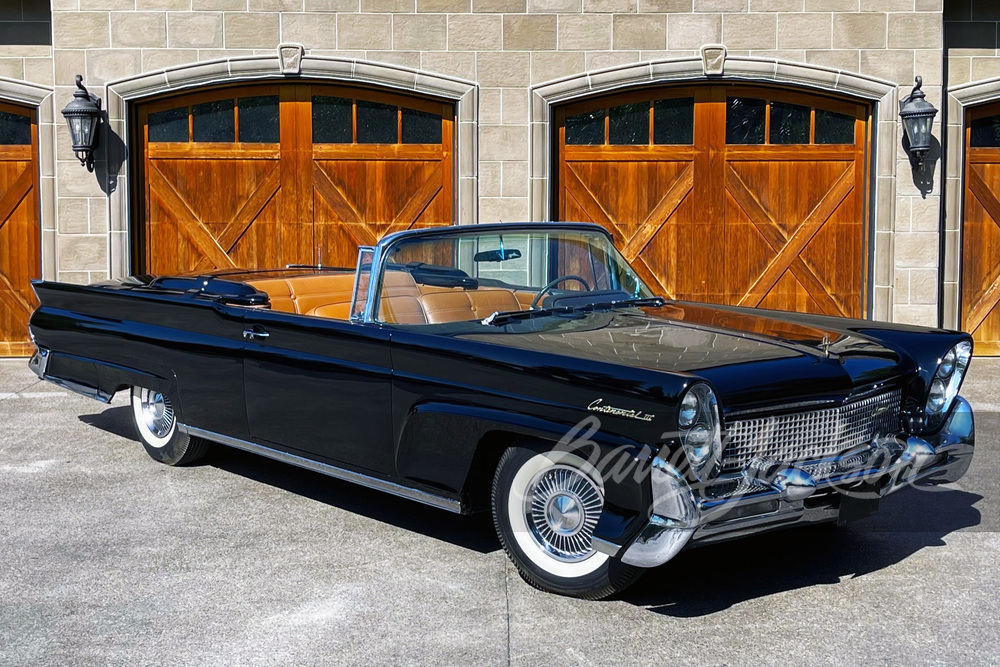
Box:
(722, 390, 901, 473)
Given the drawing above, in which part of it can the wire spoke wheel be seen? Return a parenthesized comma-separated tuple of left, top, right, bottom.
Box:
(130, 386, 209, 466)
(492, 447, 645, 599)
(138, 388, 175, 439)
(525, 464, 603, 562)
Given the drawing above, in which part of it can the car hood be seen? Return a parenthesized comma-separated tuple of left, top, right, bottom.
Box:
(458, 302, 915, 413)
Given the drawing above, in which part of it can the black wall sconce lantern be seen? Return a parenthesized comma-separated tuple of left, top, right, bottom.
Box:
(61, 75, 102, 172)
(898, 76, 938, 169)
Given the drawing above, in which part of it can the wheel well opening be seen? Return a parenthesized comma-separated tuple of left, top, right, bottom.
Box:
(464, 430, 530, 513)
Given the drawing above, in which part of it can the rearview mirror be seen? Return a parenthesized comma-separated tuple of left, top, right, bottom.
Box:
(473, 248, 522, 262)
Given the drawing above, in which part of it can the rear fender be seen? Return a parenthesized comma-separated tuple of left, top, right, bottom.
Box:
(34, 348, 179, 412)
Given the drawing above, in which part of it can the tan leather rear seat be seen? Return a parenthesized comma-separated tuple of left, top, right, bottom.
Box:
(245, 277, 296, 313)
(292, 274, 355, 314)
(382, 295, 428, 324)
(246, 273, 356, 317)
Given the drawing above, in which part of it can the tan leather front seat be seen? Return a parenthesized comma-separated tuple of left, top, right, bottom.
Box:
(420, 289, 521, 324)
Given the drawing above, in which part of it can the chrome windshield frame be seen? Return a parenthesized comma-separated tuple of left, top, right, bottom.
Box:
(360, 222, 640, 325)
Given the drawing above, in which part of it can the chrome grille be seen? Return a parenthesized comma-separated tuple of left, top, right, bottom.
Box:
(722, 390, 901, 471)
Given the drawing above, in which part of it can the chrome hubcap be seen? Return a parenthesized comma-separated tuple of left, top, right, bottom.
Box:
(525, 465, 603, 562)
(545, 494, 584, 534)
(139, 389, 174, 438)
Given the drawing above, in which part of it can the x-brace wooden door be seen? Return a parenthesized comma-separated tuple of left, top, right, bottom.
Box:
(961, 102, 1000, 356)
(0, 102, 40, 357)
(557, 85, 871, 318)
(138, 84, 454, 275)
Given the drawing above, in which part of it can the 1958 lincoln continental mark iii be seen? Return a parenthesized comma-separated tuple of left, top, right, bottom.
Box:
(27, 223, 975, 599)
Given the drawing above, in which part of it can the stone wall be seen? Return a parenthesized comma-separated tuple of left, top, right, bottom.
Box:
(14, 1, 974, 326)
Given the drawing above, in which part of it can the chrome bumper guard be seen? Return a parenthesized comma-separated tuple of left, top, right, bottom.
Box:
(28, 346, 50, 379)
(619, 397, 975, 568)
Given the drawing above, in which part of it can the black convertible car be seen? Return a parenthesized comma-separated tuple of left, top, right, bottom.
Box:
(28, 223, 975, 599)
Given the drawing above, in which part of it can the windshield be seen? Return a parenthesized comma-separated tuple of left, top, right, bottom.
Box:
(372, 228, 654, 325)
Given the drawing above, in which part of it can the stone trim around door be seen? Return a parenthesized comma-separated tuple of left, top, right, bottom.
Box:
(0, 77, 54, 280)
(529, 55, 898, 322)
(103, 51, 479, 279)
(943, 77, 1000, 331)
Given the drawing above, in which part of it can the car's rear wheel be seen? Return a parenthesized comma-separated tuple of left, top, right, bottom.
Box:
(130, 386, 209, 466)
(491, 445, 644, 599)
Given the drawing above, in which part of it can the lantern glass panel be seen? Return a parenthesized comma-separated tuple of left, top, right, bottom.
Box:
(905, 115, 933, 150)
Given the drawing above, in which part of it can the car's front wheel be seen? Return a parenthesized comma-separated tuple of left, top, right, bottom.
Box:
(130, 386, 209, 466)
(491, 445, 644, 599)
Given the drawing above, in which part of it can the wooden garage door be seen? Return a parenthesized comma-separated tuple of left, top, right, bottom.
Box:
(557, 85, 870, 317)
(0, 102, 39, 357)
(961, 102, 999, 356)
(137, 84, 453, 275)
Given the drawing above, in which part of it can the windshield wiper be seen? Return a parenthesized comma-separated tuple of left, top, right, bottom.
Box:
(482, 296, 666, 327)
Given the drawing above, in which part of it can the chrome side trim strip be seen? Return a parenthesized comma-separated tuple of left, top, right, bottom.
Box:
(180, 424, 463, 514)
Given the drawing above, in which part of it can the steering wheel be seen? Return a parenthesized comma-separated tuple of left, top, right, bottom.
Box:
(530, 275, 592, 309)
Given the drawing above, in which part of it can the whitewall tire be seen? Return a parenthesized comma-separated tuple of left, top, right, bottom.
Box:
(130, 387, 209, 466)
(492, 445, 644, 599)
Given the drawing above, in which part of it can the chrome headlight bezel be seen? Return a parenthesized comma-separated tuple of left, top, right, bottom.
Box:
(676, 383, 723, 481)
(924, 340, 972, 429)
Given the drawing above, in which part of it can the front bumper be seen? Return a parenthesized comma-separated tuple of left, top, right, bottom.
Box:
(617, 396, 975, 568)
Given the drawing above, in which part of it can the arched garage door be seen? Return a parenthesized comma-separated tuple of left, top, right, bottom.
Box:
(961, 102, 999, 356)
(0, 102, 39, 357)
(135, 84, 454, 274)
(556, 85, 870, 318)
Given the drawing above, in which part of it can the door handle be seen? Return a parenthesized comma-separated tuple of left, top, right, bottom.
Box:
(242, 327, 270, 342)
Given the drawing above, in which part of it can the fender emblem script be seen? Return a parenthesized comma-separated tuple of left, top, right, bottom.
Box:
(587, 399, 656, 422)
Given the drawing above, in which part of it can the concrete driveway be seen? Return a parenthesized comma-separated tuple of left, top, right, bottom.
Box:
(1, 358, 997, 666)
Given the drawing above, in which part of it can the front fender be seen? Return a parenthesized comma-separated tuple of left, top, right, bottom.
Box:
(395, 401, 655, 545)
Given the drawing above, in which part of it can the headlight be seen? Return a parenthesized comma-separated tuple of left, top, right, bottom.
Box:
(939, 349, 956, 377)
(677, 383, 722, 481)
(925, 340, 972, 428)
(679, 392, 699, 427)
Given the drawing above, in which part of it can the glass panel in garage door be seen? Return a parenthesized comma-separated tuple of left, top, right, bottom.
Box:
(0, 110, 31, 144)
(147, 107, 187, 142)
(402, 108, 442, 144)
(609, 102, 649, 145)
(238, 96, 279, 143)
(769, 101, 810, 144)
(653, 98, 694, 145)
(192, 99, 235, 142)
(815, 109, 855, 144)
(312, 96, 353, 143)
(565, 109, 605, 145)
(726, 97, 766, 144)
